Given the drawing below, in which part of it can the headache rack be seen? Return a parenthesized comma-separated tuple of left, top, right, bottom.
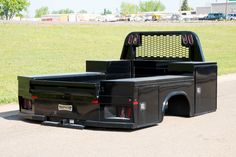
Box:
(120, 31, 205, 61)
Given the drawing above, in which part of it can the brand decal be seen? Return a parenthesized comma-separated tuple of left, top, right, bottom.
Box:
(58, 104, 73, 112)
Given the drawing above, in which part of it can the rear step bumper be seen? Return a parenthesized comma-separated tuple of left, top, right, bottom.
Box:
(19, 112, 47, 121)
(42, 121, 85, 129)
(85, 120, 135, 129)
(19, 112, 135, 129)
(20, 112, 85, 129)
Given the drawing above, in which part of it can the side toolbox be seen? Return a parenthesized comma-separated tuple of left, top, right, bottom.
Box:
(98, 78, 160, 129)
(168, 62, 217, 115)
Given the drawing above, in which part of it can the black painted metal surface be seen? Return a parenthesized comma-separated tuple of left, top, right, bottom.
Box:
(18, 31, 217, 129)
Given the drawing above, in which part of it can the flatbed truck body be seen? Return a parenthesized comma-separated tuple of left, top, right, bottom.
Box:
(18, 31, 217, 129)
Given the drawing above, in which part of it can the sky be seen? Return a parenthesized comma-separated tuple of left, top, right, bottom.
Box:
(28, 0, 224, 17)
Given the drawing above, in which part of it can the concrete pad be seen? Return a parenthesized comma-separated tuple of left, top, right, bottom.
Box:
(0, 74, 236, 157)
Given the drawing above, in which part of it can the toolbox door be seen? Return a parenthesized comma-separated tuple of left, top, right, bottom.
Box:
(195, 65, 217, 114)
(137, 85, 159, 126)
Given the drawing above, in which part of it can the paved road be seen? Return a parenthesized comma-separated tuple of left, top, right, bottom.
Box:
(0, 74, 236, 157)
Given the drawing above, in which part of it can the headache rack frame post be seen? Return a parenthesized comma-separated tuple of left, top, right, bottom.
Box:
(120, 31, 205, 62)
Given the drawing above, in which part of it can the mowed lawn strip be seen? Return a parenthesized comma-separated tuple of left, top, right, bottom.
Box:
(0, 23, 236, 104)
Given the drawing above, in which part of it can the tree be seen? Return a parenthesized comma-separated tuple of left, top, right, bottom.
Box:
(139, 0, 165, 12)
(120, 1, 165, 15)
(181, 0, 191, 11)
(52, 8, 74, 14)
(35, 6, 49, 18)
(16, 12, 24, 20)
(0, 0, 30, 20)
(0, 3, 4, 19)
(120, 2, 139, 15)
(79, 9, 87, 14)
(102, 8, 112, 15)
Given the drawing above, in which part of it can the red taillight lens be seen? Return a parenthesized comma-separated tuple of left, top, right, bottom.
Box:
(133, 101, 139, 107)
(31, 95, 39, 100)
(91, 99, 100, 105)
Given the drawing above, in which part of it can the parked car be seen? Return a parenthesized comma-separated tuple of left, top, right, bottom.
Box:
(171, 14, 183, 21)
(200, 13, 226, 21)
(134, 16, 145, 22)
(127, 15, 135, 22)
(144, 15, 152, 21)
(227, 13, 236, 20)
(152, 14, 161, 21)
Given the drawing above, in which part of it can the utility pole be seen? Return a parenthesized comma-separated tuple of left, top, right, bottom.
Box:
(225, 0, 228, 16)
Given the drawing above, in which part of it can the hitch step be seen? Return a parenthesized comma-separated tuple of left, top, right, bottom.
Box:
(42, 121, 85, 129)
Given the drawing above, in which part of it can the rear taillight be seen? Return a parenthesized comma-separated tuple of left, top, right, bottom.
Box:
(31, 95, 39, 100)
(104, 106, 132, 120)
(91, 98, 100, 105)
(133, 100, 139, 108)
(19, 97, 32, 110)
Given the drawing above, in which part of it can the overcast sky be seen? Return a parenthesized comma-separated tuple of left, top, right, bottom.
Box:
(28, 0, 224, 16)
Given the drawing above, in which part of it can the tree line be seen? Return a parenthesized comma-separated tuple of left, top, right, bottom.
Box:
(0, 0, 192, 20)
(121, 0, 192, 15)
(35, 0, 166, 18)
(35, 7, 76, 18)
(34, 7, 89, 18)
(120, 0, 165, 15)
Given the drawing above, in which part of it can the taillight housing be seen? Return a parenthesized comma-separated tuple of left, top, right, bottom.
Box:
(19, 97, 32, 110)
(104, 106, 132, 120)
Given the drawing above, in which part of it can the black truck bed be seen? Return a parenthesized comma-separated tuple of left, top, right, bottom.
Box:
(102, 75, 193, 85)
(18, 31, 217, 130)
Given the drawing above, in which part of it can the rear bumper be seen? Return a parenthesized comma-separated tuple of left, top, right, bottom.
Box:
(19, 112, 46, 121)
(19, 112, 136, 129)
(85, 120, 135, 129)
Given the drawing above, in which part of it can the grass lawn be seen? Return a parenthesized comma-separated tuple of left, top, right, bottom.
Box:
(0, 22, 236, 104)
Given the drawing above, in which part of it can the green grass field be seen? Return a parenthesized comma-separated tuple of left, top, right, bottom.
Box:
(0, 22, 236, 104)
